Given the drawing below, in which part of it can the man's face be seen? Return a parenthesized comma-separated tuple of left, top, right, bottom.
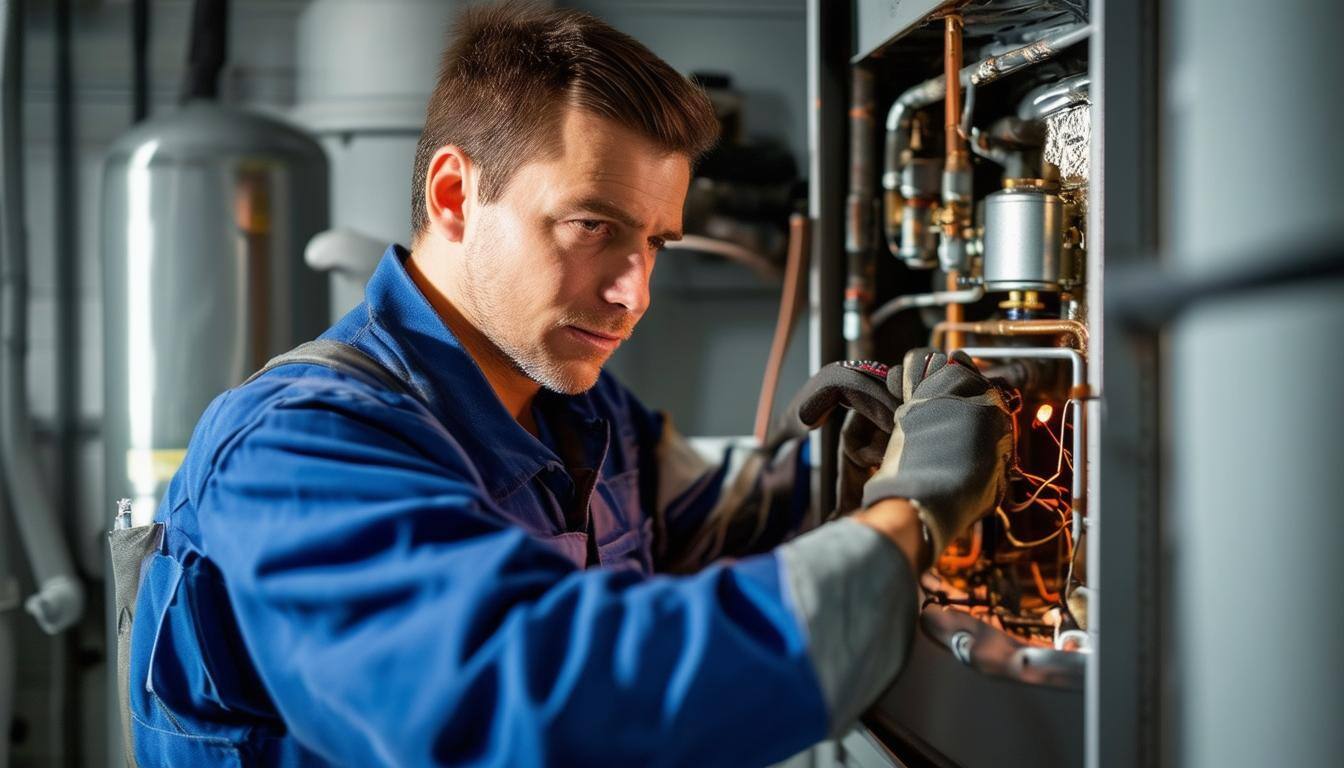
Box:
(457, 108, 690, 394)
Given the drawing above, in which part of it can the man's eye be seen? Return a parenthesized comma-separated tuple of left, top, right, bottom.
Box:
(571, 219, 611, 237)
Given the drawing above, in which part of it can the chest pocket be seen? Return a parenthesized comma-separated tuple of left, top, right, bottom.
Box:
(592, 469, 653, 573)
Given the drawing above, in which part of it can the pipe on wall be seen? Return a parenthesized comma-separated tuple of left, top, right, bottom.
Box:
(843, 64, 876, 359)
(0, 0, 85, 636)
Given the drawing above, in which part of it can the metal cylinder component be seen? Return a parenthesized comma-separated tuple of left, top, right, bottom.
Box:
(982, 187, 1065, 291)
(899, 203, 939, 268)
(894, 158, 940, 267)
(102, 102, 330, 525)
(899, 157, 941, 199)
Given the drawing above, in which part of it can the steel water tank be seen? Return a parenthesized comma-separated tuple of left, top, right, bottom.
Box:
(101, 102, 329, 523)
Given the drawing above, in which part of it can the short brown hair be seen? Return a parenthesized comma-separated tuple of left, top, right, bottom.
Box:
(410, 2, 720, 235)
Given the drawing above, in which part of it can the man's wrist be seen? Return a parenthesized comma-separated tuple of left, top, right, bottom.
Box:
(853, 498, 927, 576)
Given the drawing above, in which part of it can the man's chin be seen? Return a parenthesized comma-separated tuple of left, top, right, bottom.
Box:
(548, 364, 603, 395)
(524, 356, 604, 395)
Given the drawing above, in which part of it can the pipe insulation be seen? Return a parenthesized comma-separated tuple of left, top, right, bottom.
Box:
(0, 0, 85, 635)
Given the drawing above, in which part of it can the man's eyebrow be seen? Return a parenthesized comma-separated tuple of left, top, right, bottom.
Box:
(565, 197, 682, 242)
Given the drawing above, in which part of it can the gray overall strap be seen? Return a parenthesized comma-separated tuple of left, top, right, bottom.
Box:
(243, 339, 416, 399)
(108, 520, 162, 768)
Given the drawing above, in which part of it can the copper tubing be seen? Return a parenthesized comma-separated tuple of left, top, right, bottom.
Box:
(943, 14, 967, 350)
(754, 214, 811, 444)
(943, 13, 967, 173)
(930, 319, 1090, 355)
(945, 272, 965, 350)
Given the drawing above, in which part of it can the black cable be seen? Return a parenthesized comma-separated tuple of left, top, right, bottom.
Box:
(180, 0, 229, 103)
(132, 0, 148, 121)
(54, 0, 83, 763)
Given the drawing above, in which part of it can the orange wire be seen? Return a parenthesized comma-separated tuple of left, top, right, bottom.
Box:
(939, 521, 983, 570)
(1030, 561, 1060, 603)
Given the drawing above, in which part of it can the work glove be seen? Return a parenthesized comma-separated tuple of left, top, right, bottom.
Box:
(768, 360, 902, 517)
(862, 347, 1015, 569)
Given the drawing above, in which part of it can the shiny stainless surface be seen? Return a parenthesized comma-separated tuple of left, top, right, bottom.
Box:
(982, 187, 1064, 291)
(101, 101, 329, 524)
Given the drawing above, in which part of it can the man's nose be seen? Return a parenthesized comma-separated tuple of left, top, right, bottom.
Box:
(601, 248, 652, 316)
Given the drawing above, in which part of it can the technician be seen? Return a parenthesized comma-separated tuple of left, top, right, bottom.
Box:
(127, 4, 1013, 765)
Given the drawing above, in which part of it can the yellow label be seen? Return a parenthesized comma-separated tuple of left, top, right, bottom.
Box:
(126, 448, 188, 484)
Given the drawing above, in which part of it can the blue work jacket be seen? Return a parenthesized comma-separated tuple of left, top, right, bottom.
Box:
(128, 245, 829, 766)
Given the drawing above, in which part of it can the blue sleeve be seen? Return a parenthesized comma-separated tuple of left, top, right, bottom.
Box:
(197, 386, 829, 766)
(617, 385, 813, 573)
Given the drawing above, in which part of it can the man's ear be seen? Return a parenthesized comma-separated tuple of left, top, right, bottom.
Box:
(424, 145, 474, 243)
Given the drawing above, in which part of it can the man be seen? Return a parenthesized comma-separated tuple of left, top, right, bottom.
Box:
(127, 4, 1012, 766)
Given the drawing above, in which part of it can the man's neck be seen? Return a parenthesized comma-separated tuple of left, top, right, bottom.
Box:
(405, 248, 541, 435)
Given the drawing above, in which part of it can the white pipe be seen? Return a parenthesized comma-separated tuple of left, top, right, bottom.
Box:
(870, 284, 985, 328)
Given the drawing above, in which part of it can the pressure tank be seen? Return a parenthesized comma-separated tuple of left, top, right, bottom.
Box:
(101, 102, 329, 524)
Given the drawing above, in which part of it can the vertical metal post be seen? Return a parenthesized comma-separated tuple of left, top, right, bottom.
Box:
(1092, 0, 1163, 766)
(806, 0, 850, 518)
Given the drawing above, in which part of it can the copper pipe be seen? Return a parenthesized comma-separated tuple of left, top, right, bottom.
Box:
(945, 271, 965, 349)
(943, 13, 967, 172)
(943, 14, 967, 350)
(754, 214, 811, 444)
(930, 319, 1090, 355)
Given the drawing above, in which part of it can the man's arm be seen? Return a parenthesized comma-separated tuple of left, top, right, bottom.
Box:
(196, 388, 917, 765)
(636, 359, 901, 573)
(641, 413, 813, 572)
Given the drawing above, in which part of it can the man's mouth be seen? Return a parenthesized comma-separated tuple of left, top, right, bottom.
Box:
(563, 325, 626, 352)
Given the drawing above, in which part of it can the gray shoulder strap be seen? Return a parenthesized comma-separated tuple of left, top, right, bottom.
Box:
(243, 339, 416, 399)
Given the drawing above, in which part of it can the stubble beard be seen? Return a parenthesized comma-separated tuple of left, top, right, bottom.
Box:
(460, 237, 603, 396)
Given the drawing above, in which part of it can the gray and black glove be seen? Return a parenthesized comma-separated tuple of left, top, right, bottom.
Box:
(861, 347, 1015, 568)
(768, 360, 902, 516)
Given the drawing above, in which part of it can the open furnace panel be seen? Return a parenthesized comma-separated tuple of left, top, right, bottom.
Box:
(834, 1, 1100, 765)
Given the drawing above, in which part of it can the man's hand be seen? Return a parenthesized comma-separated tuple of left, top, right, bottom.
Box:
(768, 360, 902, 516)
(861, 348, 1015, 570)
(852, 498, 925, 576)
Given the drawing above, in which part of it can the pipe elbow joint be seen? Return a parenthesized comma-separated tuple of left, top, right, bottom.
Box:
(25, 574, 84, 634)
